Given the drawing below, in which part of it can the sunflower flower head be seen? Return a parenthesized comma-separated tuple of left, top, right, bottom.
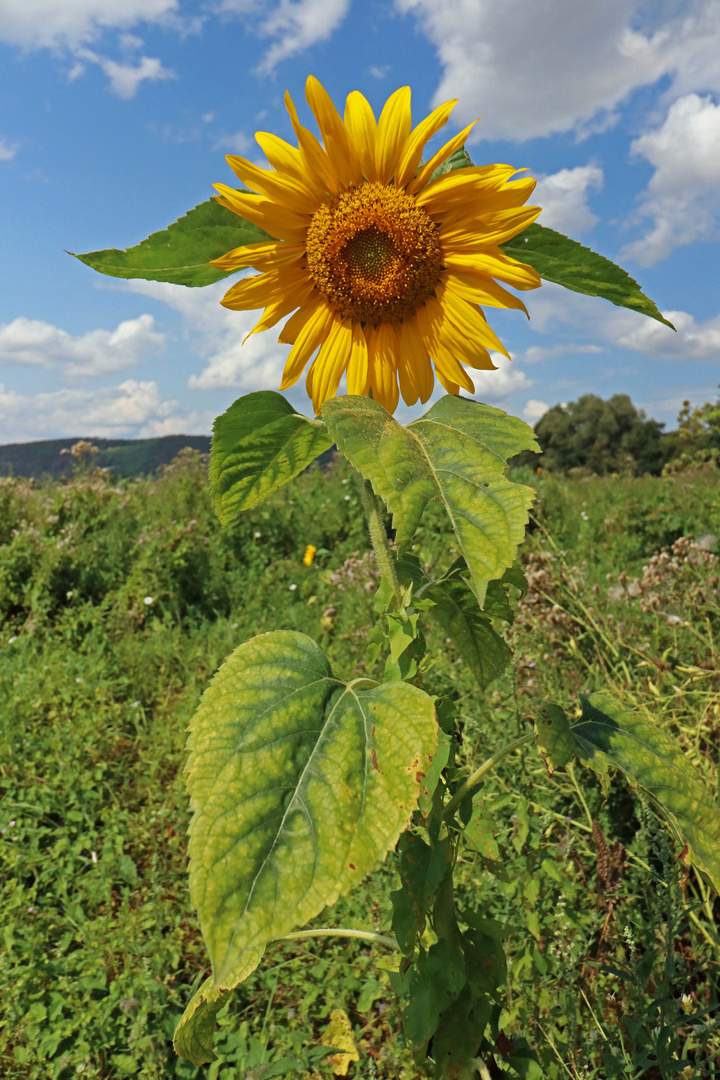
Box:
(212, 76, 541, 415)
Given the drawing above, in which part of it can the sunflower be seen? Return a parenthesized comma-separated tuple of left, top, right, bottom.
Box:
(211, 76, 541, 415)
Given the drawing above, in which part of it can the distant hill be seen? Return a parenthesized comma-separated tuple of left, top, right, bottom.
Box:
(0, 435, 212, 479)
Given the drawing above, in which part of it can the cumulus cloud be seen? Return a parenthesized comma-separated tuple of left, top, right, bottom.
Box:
(534, 166, 603, 235)
(523, 399, 550, 422)
(393, 0, 720, 141)
(621, 93, 720, 265)
(526, 282, 720, 364)
(85, 52, 177, 99)
(467, 353, 533, 399)
(0, 0, 178, 50)
(216, 0, 352, 74)
(517, 343, 604, 365)
(0, 314, 165, 377)
(0, 379, 212, 442)
(0, 138, 19, 162)
(123, 280, 290, 392)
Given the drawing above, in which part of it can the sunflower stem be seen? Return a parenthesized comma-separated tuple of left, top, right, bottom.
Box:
(360, 479, 403, 606)
(442, 732, 534, 821)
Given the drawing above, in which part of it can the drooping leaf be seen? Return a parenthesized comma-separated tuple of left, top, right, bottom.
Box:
(173, 950, 264, 1064)
(322, 1009, 360, 1076)
(542, 693, 720, 890)
(71, 197, 269, 287)
(502, 224, 674, 329)
(429, 146, 472, 182)
(426, 572, 511, 689)
(534, 703, 577, 772)
(186, 630, 437, 987)
(210, 391, 333, 522)
(323, 394, 537, 605)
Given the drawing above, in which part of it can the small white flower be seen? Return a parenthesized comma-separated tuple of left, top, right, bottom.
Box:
(130, 701, 140, 708)
(231, 622, 238, 629)
(91, 851, 98, 864)
(143, 596, 154, 605)
(66, 590, 74, 599)
(341, 479, 348, 484)
(254, 531, 262, 538)
(9, 820, 16, 827)
(8, 636, 17, 644)
(667, 614, 682, 625)
(289, 583, 297, 591)
(580, 511, 589, 521)
(344, 494, 350, 501)
(76, 677, 84, 683)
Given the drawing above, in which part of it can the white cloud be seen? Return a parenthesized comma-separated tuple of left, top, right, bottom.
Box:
(74, 47, 176, 98)
(0, 379, 212, 442)
(467, 353, 532, 399)
(523, 399, 550, 422)
(527, 282, 720, 364)
(0, 0, 178, 50)
(122, 280, 290, 392)
(517, 343, 604, 364)
(394, 0, 720, 141)
(216, 0, 352, 74)
(212, 130, 253, 154)
(621, 93, 720, 265)
(0, 138, 19, 162)
(0, 314, 165, 377)
(535, 166, 603, 235)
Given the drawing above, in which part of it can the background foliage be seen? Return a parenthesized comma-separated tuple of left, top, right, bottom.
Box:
(1, 442, 719, 1078)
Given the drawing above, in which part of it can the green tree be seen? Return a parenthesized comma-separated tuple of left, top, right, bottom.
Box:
(530, 393, 669, 475)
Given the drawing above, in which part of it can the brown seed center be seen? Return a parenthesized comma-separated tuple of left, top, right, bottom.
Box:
(305, 182, 443, 323)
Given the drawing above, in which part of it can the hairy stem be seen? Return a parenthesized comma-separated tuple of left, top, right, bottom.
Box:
(277, 927, 399, 950)
(360, 478, 403, 605)
(443, 731, 534, 821)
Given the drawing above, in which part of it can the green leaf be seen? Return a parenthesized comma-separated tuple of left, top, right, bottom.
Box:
(430, 146, 472, 182)
(210, 391, 333, 522)
(186, 630, 437, 986)
(544, 693, 720, 890)
(502, 224, 675, 329)
(173, 951, 264, 1064)
(70, 197, 269, 287)
(322, 394, 537, 605)
(534, 703, 577, 772)
(426, 572, 511, 690)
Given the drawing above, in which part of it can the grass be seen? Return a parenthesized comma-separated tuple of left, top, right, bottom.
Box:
(1, 452, 719, 1079)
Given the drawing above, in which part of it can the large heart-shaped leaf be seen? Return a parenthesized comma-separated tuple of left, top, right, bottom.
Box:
(535, 693, 720, 891)
(70, 197, 268, 287)
(323, 394, 536, 604)
(186, 630, 437, 987)
(210, 391, 333, 522)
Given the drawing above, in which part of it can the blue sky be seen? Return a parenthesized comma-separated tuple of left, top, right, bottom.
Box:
(1, 0, 719, 442)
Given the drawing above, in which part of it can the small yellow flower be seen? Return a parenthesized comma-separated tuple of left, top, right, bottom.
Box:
(303, 543, 317, 565)
(213, 76, 540, 414)
(322, 1008, 359, 1076)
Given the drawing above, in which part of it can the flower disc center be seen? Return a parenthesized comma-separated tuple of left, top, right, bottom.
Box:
(305, 182, 443, 324)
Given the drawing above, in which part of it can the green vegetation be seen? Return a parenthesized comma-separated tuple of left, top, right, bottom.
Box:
(521, 388, 720, 477)
(1, 449, 720, 1078)
(0, 435, 211, 481)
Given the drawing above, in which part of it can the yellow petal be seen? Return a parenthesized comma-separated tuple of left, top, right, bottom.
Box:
(439, 204, 542, 248)
(346, 322, 369, 395)
(367, 322, 399, 414)
(375, 86, 412, 184)
(415, 299, 475, 393)
(344, 91, 377, 181)
(405, 119, 480, 196)
(214, 187, 309, 242)
(220, 266, 308, 311)
(210, 241, 304, 274)
(442, 269, 529, 314)
(435, 369, 461, 396)
(442, 247, 541, 291)
(395, 99, 457, 190)
(255, 131, 328, 202)
(305, 75, 362, 188)
(279, 300, 334, 388)
(436, 283, 509, 361)
(430, 180, 539, 225)
(225, 155, 317, 212)
(398, 317, 434, 405)
(243, 279, 315, 341)
(285, 89, 340, 195)
(306, 318, 353, 413)
(416, 163, 517, 207)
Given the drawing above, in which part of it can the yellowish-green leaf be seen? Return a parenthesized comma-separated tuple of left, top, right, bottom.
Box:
(542, 693, 720, 891)
(186, 630, 437, 987)
(323, 394, 537, 604)
(210, 391, 333, 522)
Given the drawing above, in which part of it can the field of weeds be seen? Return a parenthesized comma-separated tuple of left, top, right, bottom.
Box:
(1, 451, 719, 1079)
